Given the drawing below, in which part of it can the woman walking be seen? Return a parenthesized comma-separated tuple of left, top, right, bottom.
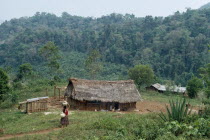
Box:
(60, 105, 69, 127)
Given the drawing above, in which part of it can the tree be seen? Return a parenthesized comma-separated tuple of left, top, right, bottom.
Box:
(85, 49, 102, 79)
(186, 77, 203, 98)
(199, 63, 210, 98)
(39, 41, 61, 78)
(16, 63, 33, 82)
(0, 68, 10, 101)
(128, 65, 155, 87)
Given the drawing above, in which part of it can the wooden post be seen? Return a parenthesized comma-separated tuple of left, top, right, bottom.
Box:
(46, 88, 48, 96)
(54, 86, 56, 98)
(58, 88, 61, 100)
(26, 102, 28, 113)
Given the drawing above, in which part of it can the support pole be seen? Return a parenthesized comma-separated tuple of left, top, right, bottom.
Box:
(46, 88, 48, 96)
(54, 86, 56, 98)
(58, 88, 61, 100)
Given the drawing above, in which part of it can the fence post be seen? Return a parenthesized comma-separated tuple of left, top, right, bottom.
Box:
(54, 86, 56, 98)
(46, 88, 48, 96)
(58, 88, 61, 100)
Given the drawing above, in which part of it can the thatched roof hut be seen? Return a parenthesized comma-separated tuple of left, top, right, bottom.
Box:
(64, 78, 141, 111)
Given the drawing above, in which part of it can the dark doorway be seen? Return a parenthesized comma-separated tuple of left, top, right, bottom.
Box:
(114, 103, 119, 110)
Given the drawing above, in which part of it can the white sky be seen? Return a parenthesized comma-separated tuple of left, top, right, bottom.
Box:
(0, 0, 210, 21)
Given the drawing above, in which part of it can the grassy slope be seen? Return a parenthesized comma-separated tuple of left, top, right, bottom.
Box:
(142, 91, 202, 106)
(2, 111, 209, 140)
(0, 83, 205, 139)
(1, 110, 162, 139)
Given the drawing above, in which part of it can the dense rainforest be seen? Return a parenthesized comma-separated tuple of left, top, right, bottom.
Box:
(0, 8, 210, 86)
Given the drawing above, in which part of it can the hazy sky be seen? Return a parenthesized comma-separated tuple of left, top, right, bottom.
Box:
(0, 0, 210, 21)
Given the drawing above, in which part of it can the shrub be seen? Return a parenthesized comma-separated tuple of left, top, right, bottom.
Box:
(202, 98, 210, 105)
(193, 118, 210, 138)
(159, 98, 191, 122)
(156, 133, 185, 140)
(0, 92, 18, 109)
(161, 120, 210, 138)
(12, 82, 26, 90)
(187, 77, 203, 98)
(128, 64, 155, 88)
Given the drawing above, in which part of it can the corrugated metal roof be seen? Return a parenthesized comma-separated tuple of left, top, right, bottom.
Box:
(27, 96, 49, 102)
(151, 83, 186, 93)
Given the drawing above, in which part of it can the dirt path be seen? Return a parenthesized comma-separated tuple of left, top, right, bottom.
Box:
(0, 128, 61, 140)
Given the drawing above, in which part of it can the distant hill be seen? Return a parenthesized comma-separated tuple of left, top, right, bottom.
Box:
(199, 2, 210, 9)
(0, 9, 210, 85)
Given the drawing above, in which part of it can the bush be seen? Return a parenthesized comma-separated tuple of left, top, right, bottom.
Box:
(156, 132, 184, 140)
(193, 118, 210, 138)
(128, 64, 155, 88)
(200, 99, 210, 118)
(12, 82, 27, 90)
(0, 92, 18, 109)
(202, 98, 210, 105)
(161, 119, 210, 138)
(187, 77, 203, 98)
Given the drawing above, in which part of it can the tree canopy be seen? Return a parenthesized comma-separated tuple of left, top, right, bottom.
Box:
(0, 8, 210, 84)
(186, 77, 203, 98)
(128, 65, 155, 87)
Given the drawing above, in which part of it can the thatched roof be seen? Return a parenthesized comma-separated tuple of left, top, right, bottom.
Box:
(65, 78, 141, 103)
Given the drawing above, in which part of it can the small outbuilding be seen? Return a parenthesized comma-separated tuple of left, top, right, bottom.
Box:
(146, 83, 186, 94)
(64, 78, 141, 111)
(18, 97, 49, 113)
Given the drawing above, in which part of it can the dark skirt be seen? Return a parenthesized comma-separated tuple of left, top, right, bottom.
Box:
(60, 116, 69, 125)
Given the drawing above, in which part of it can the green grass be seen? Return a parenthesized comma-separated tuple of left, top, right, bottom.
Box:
(0, 109, 60, 135)
(0, 82, 207, 139)
(0, 111, 163, 139)
(1, 109, 209, 140)
(141, 91, 203, 106)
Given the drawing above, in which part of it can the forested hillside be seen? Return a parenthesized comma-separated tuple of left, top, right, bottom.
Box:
(0, 8, 210, 85)
(199, 2, 210, 10)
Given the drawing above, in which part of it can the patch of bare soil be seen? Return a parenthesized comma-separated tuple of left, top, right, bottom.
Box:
(134, 100, 199, 114)
(0, 128, 61, 140)
(135, 100, 167, 114)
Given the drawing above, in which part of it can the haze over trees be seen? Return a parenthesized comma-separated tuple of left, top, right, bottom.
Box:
(0, 8, 210, 85)
(199, 2, 210, 10)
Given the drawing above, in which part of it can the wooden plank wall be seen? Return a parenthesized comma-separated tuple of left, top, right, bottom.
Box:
(68, 98, 136, 111)
(26, 100, 48, 113)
